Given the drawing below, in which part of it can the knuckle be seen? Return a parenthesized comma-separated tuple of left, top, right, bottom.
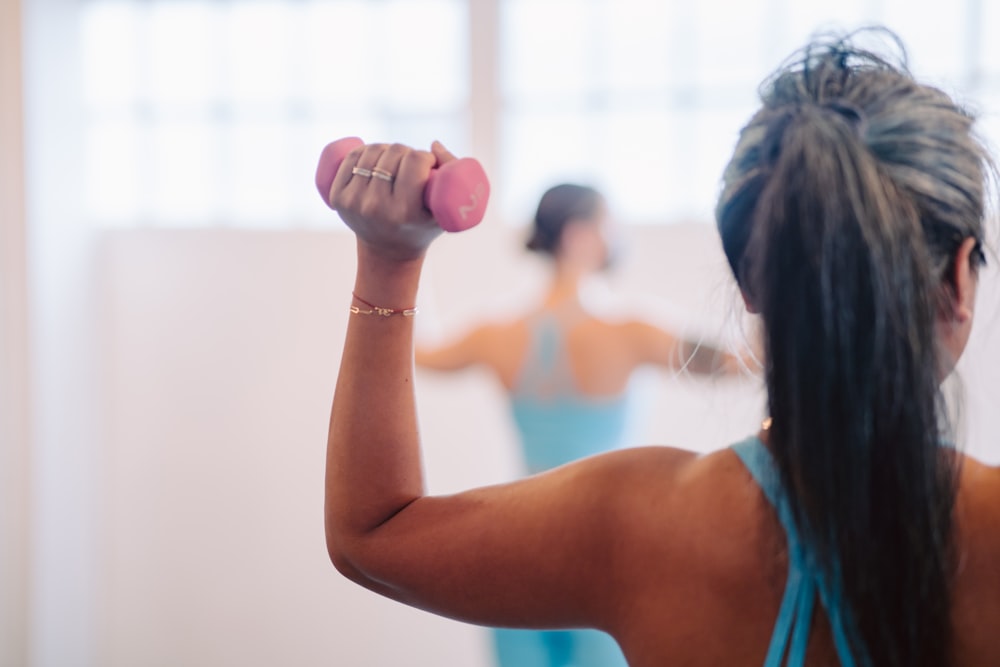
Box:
(347, 146, 365, 162)
(400, 150, 434, 175)
(330, 187, 355, 212)
(359, 197, 381, 220)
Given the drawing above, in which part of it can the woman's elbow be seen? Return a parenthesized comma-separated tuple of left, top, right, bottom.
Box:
(326, 531, 372, 585)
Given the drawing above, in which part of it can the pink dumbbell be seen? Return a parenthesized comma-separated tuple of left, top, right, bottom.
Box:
(315, 137, 490, 233)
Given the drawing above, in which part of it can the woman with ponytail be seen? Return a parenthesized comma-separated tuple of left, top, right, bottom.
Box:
(323, 31, 1000, 666)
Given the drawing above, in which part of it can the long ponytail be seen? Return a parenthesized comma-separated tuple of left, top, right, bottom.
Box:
(716, 34, 989, 667)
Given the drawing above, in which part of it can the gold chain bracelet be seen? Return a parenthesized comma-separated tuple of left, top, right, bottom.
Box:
(350, 293, 418, 317)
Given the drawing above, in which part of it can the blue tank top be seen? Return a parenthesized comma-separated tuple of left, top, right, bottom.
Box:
(731, 436, 866, 667)
(510, 313, 633, 474)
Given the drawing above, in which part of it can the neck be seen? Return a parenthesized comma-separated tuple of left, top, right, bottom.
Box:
(542, 263, 587, 309)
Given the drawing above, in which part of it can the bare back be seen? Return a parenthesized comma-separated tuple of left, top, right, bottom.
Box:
(471, 308, 672, 397)
(603, 446, 1000, 666)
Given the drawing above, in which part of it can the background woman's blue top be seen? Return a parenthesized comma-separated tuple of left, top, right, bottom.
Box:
(510, 312, 635, 474)
(495, 311, 632, 667)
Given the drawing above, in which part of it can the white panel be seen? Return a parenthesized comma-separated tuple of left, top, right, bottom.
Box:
(224, 2, 293, 106)
(501, 0, 596, 100)
(84, 119, 143, 225)
(80, 2, 141, 110)
(499, 110, 597, 223)
(146, 3, 221, 107)
(884, 0, 970, 84)
(600, 0, 678, 94)
(379, 0, 469, 112)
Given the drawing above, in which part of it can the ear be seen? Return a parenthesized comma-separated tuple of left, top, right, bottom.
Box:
(949, 237, 979, 324)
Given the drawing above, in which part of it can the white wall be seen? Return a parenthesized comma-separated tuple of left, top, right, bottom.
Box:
(0, 1, 31, 665)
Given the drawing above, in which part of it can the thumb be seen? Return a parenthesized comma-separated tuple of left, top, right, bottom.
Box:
(430, 140, 457, 168)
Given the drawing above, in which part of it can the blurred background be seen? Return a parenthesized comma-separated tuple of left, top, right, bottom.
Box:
(2, 1, 999, 665)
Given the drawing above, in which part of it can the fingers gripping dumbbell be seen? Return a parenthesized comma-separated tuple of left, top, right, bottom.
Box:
(315, 137, 490, 233)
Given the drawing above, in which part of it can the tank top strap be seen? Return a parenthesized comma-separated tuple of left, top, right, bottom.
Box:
(512, 312, 576, 397)
(730, 437, 861, 667)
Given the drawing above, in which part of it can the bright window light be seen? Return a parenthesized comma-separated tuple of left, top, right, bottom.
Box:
(499, 0, 999, 224)
(79, 0, 1000, 228)
(80, 0, 469, 227)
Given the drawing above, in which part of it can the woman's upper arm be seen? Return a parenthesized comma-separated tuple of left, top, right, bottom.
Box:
(415, 325, 497, 371)
(627, 321, 681, 369)
(628, 321, 741, 376)
(333, 446, 697, 632)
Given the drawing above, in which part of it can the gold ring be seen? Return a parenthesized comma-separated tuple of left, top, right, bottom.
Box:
(351, 167, 373, 178)
(371, 167, 395, 182)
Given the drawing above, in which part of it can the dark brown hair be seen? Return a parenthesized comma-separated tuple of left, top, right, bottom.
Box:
(525, 183, 603, 255)
(716, 30, 991, 667)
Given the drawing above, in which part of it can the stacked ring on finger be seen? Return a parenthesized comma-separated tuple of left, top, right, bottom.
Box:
(351, 166, 373, 178)
(371, 167, 394, 183)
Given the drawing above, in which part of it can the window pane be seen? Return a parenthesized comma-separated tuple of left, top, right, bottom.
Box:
(147, 3, 222, 108)
(224, 120, 292, 225)
(681, 107, 755, 223)
(150, 121, 220, 225)
(499, 0, 770, 223)
(600, 0, 678, 94)
(501, 0, 597, 100)
(80, 0, 469, 227)
(983, 1, 1000, 74)
(300, 1, 379, 111)
(685, 0, 773, 89)
(603, 109, 679, 222)
(84, 119, 142, 225)
(885, 0, 970, 85)
(81, 2, 142, 110)
(224, 2, 294, 107)
(79, 0, 992, 228)
(976, 93, 1000, 170)
(499, 111, 597, 222)
(379, 0, 469, 113)
(298, 0, 468, 114)
(784, 0, 874, 49)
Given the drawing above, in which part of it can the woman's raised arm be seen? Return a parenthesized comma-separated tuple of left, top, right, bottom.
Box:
(323, 140, 700, 632)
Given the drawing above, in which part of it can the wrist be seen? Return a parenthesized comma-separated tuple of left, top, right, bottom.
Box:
(354, 239, 425, 308)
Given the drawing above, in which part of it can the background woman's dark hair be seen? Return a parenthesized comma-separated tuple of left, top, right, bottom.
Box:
(525, 183, 603, 255)
(716, 30, 991, 667)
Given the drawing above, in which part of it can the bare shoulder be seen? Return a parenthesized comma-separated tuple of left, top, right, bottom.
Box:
(600, 445, 781, 661)
(592, 445, 762, 578)
(956, 454, 1000, 556)
(957, 454, 1000, 531)
(950, 455, 1000, 663)
(470, 318, 531, 387)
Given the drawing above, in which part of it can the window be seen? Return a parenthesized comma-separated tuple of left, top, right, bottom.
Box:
(499, 0, 997, 223)
(81, 0, 469, 227)
(79, 0, 1000, 227)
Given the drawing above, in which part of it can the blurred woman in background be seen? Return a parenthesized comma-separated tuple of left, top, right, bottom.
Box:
(417, 184, 741, 667)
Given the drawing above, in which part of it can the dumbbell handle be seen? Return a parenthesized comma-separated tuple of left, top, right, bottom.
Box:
(315, 137, 489, 233)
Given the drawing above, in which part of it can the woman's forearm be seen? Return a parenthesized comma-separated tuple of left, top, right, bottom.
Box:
(325, 241, 427, 562)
